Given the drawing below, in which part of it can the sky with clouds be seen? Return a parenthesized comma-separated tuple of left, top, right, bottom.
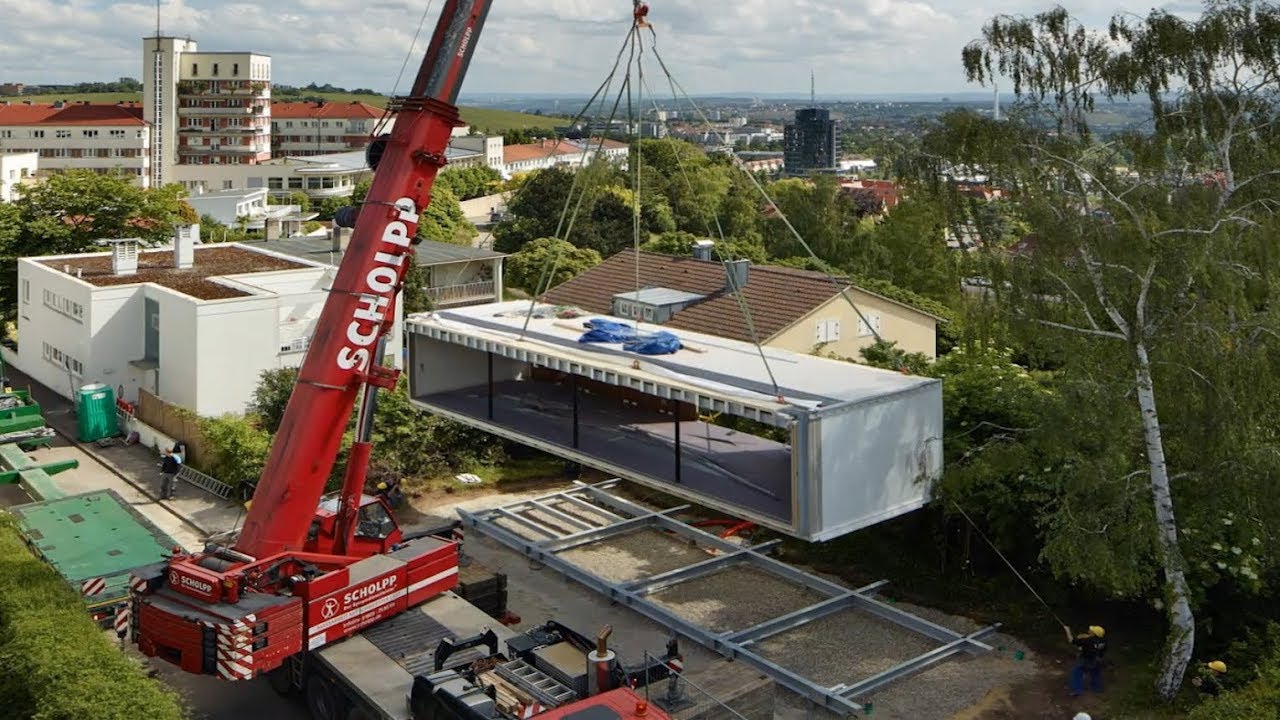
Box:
(2, 0, 1201, 97)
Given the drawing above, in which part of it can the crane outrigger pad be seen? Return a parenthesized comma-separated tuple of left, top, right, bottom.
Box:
(459, 481, 1000, 717)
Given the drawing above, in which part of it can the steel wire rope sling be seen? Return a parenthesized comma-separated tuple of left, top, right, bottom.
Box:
(517, 5, 651, 337)
(642, 26, 912, 375)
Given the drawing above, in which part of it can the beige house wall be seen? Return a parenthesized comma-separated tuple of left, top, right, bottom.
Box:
(767, 289, 938, 360)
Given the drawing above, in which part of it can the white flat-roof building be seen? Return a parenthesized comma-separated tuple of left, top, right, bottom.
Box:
(186, 187, 318, 238)
(0, 102, 151, 186)
(0, 151, 37, 201)
(17, 231, 401, 416)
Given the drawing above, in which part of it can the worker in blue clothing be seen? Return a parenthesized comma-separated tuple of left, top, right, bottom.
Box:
(1066, 625, 1108, 695)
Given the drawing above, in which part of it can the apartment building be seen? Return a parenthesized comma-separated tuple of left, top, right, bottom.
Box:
(0, 151, 37, 201)
(0, 101, 151, 186)
(270, 101, 390, 157)
(143, 36, 272, 189)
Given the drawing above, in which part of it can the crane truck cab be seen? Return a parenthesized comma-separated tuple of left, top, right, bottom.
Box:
(307, 493, 403, 556)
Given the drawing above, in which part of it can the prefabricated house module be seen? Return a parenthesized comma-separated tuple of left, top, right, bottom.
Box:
(406, 301, 943, 542)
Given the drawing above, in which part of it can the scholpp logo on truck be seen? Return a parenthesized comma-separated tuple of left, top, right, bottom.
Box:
(170, 571, 214, 595)
(342, 575, 397, 608)
(337, 197, 419, 372)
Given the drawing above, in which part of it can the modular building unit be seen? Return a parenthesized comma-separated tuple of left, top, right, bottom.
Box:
(406, 302, 943, 542)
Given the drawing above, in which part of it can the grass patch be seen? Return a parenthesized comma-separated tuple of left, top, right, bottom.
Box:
(404, 455, 571, 496)
(12, 91, 563, 131)
(0, 514, 186, 720)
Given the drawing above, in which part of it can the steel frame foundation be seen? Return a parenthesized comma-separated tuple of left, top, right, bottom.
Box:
(458, 481, 999, 717)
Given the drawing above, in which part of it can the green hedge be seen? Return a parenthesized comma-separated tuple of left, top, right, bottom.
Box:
(0, 515, 186, 720)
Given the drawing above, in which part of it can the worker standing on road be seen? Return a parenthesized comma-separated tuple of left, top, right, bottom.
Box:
(1065, 625, 1107, 696)
(1192, 660, 1227, 697)
(159, 449, 180, 500)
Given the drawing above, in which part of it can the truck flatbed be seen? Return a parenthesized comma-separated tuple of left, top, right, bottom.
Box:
(315, 591, 519, 720)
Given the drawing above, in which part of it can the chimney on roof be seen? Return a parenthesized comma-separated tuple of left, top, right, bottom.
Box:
(104, 239, 140, 276)
(725, 259, 750, 291)
(692, 239, 714, 261)
(331, 226, 352, 253)
(175, 224, 198, 269)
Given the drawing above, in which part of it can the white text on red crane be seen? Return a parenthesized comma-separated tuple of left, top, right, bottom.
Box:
(337, 197, 419, 372)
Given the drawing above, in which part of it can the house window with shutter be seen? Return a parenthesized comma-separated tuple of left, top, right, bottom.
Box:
(814, 319, 841, 343)
(857, 314, 882, 337)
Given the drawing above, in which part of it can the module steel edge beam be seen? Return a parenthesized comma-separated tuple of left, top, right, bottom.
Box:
(837, 625, 1001, 699)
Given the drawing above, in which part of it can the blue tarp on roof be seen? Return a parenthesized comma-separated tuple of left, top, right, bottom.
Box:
(577, 319, 682, 355)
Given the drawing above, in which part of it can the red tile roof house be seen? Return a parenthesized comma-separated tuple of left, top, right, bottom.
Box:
(541, 248, 943, 360)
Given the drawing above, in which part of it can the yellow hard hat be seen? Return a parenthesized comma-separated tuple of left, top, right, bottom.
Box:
(1088, 625, 1105, 638)
(1208, 660, 1227, 674)
(377, 482, 388, 490)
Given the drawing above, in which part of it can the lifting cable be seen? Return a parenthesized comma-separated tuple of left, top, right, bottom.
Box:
(518, 14, 647, 337)
(639, 71, 782, 398)
(951, 501, 1068, 631)
(372, 0, 438, 138)
(643, 28, 909, 374)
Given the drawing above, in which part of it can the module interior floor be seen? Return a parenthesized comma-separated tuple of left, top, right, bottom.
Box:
(417, 380, 793, 521)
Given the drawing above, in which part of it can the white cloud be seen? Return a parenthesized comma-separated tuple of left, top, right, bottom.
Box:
(1, 0, 1200, 95)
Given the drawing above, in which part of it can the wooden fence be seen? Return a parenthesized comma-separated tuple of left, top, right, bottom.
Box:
(134, 390, 208, 468)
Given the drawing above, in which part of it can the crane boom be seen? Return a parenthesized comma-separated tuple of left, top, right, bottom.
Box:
(237, 0, 493, 559)
(129, 0, 496, 683)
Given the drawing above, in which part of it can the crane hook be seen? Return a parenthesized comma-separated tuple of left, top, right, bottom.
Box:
(634, 1, 650, 27)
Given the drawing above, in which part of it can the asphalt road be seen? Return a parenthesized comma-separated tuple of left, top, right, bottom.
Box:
(147, 657, 310, 720)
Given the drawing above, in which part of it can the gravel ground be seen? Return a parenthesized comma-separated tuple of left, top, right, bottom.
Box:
(649, 565, 827, 634)
(560, 529, 713, 584)
(755, 608, 938, 684)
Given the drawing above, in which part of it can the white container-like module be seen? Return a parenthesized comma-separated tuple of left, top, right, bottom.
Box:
(406, 302, 943, 542)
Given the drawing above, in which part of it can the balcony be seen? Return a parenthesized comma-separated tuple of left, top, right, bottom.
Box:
(427, 280, 497, 306)
(178, 145, 269, 155)
(178, 105, 255, 116)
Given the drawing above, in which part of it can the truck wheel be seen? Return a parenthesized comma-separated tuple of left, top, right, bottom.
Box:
(266, 665, 295, 696)
(306, 675, 342, 720)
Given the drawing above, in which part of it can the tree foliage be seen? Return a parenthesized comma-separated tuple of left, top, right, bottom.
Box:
(947, 0, 1280, 699)
(505, 237, 601, 294)
(437, 165, 502, 201)
(249, 367, 299, 434)
(418, 184, 476, 246)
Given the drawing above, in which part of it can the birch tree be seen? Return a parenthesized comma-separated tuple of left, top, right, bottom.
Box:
(951, 1, 1280, 699)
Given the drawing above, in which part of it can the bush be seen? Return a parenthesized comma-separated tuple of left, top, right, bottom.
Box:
(1187, 661, 1280, 720)
(198, 413, 271, 487)
(0, 516, 186, 720)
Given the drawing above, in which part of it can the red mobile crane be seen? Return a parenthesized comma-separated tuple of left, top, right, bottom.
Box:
(130, 0, 495, 681)
(129, 8, 682, 720)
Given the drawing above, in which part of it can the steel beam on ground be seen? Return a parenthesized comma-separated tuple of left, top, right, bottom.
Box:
(836, 625, 1001, 699)
(542, 507, 690, 553)
(556, 491, 625, 523)
(623, 540, 781, 595)
(726, 592, 858, 646)
(493, 507, 563, 540)
(521, 499, 597, 532)
(458, 507, 865, 716)
(845, 593, 995, 651)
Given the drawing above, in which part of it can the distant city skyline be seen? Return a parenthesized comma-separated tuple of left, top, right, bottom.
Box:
(4, 1, 1202, 96)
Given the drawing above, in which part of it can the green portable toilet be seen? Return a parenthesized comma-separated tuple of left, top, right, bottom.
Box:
(77, 383, 118, 443)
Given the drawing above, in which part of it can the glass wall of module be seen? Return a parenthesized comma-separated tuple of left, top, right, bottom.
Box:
(405, 302, 943, 542)
(77, 383, 119, 443)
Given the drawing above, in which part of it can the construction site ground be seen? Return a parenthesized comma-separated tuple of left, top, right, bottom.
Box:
(0, 362, 1099, 719)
